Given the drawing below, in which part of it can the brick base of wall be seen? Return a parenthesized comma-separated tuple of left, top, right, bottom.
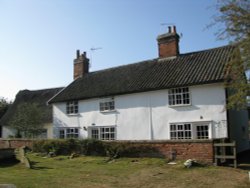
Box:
(0, 139, 214, 164)
(112, 140, 214, 164)
(0, 139, 33, 149)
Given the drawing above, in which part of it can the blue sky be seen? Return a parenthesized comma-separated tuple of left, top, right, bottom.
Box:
(0, 0, 229, 100)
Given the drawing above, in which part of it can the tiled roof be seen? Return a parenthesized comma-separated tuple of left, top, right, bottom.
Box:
(49, 45, 234, 103)
(0, 87, 63, 126)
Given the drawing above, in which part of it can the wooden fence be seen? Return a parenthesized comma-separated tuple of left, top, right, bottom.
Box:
(214, 140, 237, 168)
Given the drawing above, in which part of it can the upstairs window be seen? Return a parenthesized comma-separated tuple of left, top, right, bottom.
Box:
(99, 98, 115, 112)
(66, 101, 78, 114)
(168, 87, 190, 106)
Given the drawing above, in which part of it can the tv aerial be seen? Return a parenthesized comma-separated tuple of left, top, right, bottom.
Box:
(89, 47, 103, 68)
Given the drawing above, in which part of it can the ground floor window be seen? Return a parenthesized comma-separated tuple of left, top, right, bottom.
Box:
(170, 124, 192, 139)
(89, 126, 116, 140)
(59, 128, 79, 139)
(170, 122, 210, 140)
(37, 129, 48, 139)
(196, 125, 209, 139)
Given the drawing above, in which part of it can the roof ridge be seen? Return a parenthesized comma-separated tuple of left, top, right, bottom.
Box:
(19, 87, 64, 93)
(88, 58, 158, 75)
(88, 44, 233, 75)
(179, 44, 234, 56)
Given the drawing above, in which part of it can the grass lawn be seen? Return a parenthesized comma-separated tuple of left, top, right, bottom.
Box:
(0, 153, 250, 188)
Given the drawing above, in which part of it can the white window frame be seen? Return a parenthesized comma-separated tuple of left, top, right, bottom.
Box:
(170, 122, 211, 140)
(168, 87, 191, 106)
(99, 98, 115, 112)
(66, 101, 78, 115)
(170, 123, 192, 140)
(88, 126, 116, 140)
(59, 128, 79, 139)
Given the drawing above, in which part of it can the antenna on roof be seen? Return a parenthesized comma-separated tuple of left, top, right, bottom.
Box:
(89, 47, 102, 68)
(160, 23, 175, 34)
(160, 23, 175, 26)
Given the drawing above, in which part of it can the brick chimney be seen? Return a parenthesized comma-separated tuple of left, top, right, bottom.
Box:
(73, 50, 89, 80)
(157, 25, 180, 58)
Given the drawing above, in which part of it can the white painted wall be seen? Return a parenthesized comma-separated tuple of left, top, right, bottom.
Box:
(53, 83, 229, 140)
(2, 126, 16, 138)
(1, 124, 53, 139)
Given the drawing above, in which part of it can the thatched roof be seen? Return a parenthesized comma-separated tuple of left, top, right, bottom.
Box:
(0, 87, 63, 126)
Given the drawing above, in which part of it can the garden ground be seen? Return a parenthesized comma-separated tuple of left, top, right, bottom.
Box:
(0, 152, 250, 188)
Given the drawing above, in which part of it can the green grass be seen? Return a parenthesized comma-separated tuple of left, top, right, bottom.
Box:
(0, 153, 250, 188)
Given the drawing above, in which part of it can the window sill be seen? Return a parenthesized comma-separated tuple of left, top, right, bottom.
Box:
(100, 110, 117, 114)
(67, 113, 80, 116)
(169, 104, 191, 108)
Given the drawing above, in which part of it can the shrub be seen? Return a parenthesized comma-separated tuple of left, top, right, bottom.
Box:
(33, 139, 162, 158)
(33, 139, 80, 155)
(79, 139, 106, 156)
(104, 142, 161, 158)
(33, 139, 105, 156)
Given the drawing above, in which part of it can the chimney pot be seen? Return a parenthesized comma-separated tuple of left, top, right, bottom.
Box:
(168, 26, 171, 33)
(173, 25, 176, 33)
(76, 50, 80, 58)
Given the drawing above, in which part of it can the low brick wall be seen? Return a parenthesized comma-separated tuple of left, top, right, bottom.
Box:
(113, 140, 214, 164)
(0, 139, 214, 163)
(0, 139, 33, 149)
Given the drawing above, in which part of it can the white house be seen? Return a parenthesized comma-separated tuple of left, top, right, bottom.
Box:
(0, 87, 63, 139)
(49, 26, 249, 152)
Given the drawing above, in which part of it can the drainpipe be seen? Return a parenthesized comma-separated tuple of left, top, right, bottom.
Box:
(148, 95, 153, 140)
(225, 88, 231, 141)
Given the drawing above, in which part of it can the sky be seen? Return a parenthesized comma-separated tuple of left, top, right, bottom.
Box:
(0, 0, 229, 101)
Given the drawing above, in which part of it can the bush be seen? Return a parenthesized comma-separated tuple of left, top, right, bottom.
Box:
(33, 139, 161, 158)
(33, 139, 81, 155)
(104, 142, 160, 158)
(33, 139, 105, 156)
(79, 139, 106, 156)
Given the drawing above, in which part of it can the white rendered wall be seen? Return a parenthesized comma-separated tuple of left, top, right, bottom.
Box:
(2, 124, 53, 139)
(2, 126, 16, 138)
(53, 83, 228, 140)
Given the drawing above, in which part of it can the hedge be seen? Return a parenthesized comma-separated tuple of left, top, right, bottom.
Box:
(32, 139, 160, 158)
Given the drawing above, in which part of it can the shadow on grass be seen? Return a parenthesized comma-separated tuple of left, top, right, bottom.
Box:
(30, 161, 53, 170)
(31, 166, 53, 170)
(0, 157, 19, 168)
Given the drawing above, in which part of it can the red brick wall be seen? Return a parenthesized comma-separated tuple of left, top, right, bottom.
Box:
(158, 40, 179, 58)
(0, 139, 33, 149)
(114, 140, 214, 164)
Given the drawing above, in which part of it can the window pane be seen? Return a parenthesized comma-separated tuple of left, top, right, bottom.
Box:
(168, 87, 190, 106)
(196, 125, 209, 139)
(92, 126, 116, 140)
(99, 99, 115, 112)
(66, 101, 78, 114)
(170, 123, 192, 140)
